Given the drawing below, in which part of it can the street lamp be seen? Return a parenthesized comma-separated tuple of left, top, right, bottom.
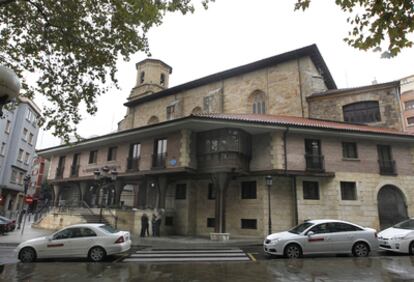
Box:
(94, 166, 118, 223)
(265, 175, 273, 235)
(0, 65, 21, 117)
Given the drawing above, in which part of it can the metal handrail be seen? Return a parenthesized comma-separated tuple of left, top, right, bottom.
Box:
(104, 207, 118, 229)
(81, 200, 96, 216)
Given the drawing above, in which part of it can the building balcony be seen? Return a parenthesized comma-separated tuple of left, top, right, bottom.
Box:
(70, 165, 79, 177)
(378, 160, 397, 175)
(55, 166, 65, 179)
(152, 153, 167, 169)
(127, 157, 140, 171)
(305, 154, 325, 172)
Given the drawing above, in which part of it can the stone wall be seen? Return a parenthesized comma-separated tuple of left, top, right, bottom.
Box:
(308, 85, 404, 131)
(119, 56, 328, 130)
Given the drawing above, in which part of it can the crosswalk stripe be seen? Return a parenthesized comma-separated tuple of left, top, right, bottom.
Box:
(123, 257, 251, 262)
(130, 253, 247, 257)
(123, 248, 251, 263)
(135, 250, 243, 254)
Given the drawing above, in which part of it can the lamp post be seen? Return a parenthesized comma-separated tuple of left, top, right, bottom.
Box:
(0, 65, 20, 117)
(94, 166, 118, 223)
(265, 175, 273, 235)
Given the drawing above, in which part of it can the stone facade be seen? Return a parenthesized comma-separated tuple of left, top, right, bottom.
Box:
(39, 45, 414, 239)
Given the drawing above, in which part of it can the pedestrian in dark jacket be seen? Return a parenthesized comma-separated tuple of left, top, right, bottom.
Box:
(140, 213, 149, 237)
(151, 214, 157, 236)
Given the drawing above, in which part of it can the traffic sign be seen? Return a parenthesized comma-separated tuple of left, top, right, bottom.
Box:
(24, 196, 33, 204)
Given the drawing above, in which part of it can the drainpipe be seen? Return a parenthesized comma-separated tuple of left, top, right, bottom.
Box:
(283, 126, 289, 174)
(296, 59, 305, 117)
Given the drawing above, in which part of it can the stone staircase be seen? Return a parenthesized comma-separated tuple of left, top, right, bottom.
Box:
(81, 214, 110, 225)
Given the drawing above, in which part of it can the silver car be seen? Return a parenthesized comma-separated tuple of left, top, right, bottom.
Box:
(378, 218, 414, 254)
(263, 219, 378, 258)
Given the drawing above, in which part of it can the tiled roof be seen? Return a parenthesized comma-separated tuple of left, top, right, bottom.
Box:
(308, 80, 399, 99)
(125, 44, 337, 107)
(192, 113, 414, 137)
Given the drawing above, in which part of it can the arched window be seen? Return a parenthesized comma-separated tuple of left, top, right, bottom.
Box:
(343, 101, 381, 123)
(140, 71, 145, 84)
(160, 73, 165, 86)
(147, 116, 159, 125)
(191, 106, 202, 114)
(248, 91, 266, 114)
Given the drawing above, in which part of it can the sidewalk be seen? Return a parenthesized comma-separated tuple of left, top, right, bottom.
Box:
(0, 220, 263, 248)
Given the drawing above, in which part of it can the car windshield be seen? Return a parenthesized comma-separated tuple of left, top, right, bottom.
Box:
(393, 219, 414, 230)
(288, 222, 314, 234)
(99, 225, 118, 233)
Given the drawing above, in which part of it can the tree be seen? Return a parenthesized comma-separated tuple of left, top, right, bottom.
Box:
(295, 0, 414, 58)
(0, 0, 212, 142)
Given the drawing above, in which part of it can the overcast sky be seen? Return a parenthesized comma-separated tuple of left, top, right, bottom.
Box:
(35, 0, 414, 149)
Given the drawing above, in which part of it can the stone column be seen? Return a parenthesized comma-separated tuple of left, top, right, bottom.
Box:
(79, 182, 88, 205)
(157, 175, 167, 209)
(53, 184, 61, 207)
(114, 181, 124, 207)
(211, 172, 231, 233)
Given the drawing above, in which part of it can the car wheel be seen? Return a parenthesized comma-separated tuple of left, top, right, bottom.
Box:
(284, 244, 302, 259)
(409, 241, 414, 255)
(19, 247, 37, 263)
(88, 246, 106, 262)
(352, 242, 370, 257)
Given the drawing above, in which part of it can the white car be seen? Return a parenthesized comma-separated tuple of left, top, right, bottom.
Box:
(263, 219, 378, 258)
(16, 223, 131, 262)
(378, 218, 414, 254)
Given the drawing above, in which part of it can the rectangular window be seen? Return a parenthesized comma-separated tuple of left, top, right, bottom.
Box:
(153, 138, 167, 168)
(207, 218, 215, 228)
(342, 142, 358, 159)
(166, 105, 175, 120)
(18, 172, 24, 185)
(404, 100, 414, 110)
(129, 143, 141, 159)
(10, 170, 17, 183)
(241, 181, 257, 199)
(407, 117, 414, 125)
(175, 183, 187, 200)
(340, 182, 357, 200)
(89, 150, 97, 164)
(377, 145, 395, 175)
(22, 128, 28, 141)
(303, 181, 320, 200)
(5, 120, 11, 133)
(107, 146, 117, 161)
(207, 183, 216, 200)
(203, 96, 213, 113)
(24, 152, 30, 164)
(17, 149, 24, 162)
(165, 216, 173, 226)
(241, 219, 257, 229)
(28, 133, 34, 145)
(0, 142, 5, 156)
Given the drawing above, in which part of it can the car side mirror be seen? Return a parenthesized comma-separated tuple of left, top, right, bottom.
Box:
(307, 231, 314, 237)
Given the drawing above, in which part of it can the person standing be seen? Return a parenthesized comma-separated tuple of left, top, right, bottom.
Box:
(155, 213, 162, 237)
(151, 214, 157, 236)
(140, 213, 149, 237)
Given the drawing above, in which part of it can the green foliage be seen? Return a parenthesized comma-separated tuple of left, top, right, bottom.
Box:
(0, 0, 212, 142)
(295, 0, 414, 58)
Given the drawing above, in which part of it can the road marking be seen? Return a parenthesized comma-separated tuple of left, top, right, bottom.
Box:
(247, 253, 256, 262)
(123, 248, 251, 263)
(114, 253, 129, 263)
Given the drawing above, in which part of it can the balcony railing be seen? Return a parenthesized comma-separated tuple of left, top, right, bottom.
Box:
(70, 165, 79, 177)
(152, 153, 167, 169)
(127, 157, 140, 171)
(378, 160, 397, 175)
(55, 166, 65, 179)
(197, 151, 250, 172)
(305, 154, 325, 172)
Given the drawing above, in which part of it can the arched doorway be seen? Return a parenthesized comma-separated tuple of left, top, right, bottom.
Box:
(377, 185, 408, 229)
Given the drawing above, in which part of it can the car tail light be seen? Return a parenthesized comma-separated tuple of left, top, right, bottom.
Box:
(115, 236, 125, 244)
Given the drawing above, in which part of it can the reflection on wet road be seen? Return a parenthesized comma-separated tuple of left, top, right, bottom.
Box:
(1, 256, 414, 282)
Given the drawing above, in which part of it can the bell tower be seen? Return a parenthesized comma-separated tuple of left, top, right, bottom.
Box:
(128, 59, 172, 101)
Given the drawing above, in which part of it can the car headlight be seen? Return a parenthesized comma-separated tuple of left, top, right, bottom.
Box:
(270, 238, 280, 244)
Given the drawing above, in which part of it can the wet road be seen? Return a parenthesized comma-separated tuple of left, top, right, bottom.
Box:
(1, 252, 414, 281)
